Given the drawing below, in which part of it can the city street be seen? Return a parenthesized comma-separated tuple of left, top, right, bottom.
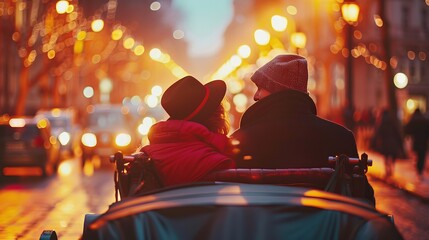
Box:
(0, 156, 428, 239)
(0, 158, 115, 240)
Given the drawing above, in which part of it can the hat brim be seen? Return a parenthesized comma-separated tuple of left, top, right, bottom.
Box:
(191, 80, 226, 122)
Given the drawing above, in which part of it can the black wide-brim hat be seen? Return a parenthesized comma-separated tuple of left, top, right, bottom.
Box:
(161, 76, 226, 122)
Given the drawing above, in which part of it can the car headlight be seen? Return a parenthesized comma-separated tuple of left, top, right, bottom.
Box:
(115, 133, 131, 147)
(81, 133, 97, 147)
(58, 131, 71, 146)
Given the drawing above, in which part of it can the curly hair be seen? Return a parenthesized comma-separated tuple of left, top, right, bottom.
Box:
(196, 102, 229, 135)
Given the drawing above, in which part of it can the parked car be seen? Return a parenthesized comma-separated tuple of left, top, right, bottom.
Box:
(80, 104, 141, 167)
(36, 108, 81, 158)
(0, 115, 60, 177)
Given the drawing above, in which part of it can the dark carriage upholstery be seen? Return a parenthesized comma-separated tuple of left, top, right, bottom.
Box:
(202, 168, 334, 189)
(111, 152, 370, 201)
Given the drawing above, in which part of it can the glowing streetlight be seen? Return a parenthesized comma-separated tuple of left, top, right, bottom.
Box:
(133, 45, 145, 56)
(91, 19, 104, 32)
(254, 29, 270, 46)
(341, 3, 360, 24)
(237, 45, 251, 59)
(151, 85, 163, 96)
(291, 32, 307, 49)
(56, 0, 69, 14)
(393, 72, 408, 89)
(341, 1, 360, 130)
(271, 15, 288, 32)
(111, 29, 123, 40)
(149, 48, 162, 61)
(123, 37, 135, 49)
(83, 86, 94, 99)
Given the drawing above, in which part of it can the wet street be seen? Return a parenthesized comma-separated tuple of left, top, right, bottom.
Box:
(369, 176, 429, 240)
(0, 158, 115, 240)
(0, 158, 428, 240)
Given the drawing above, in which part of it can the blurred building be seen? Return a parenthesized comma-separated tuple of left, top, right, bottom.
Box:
(346, 0, 429, 122)
(218, 0, 428, 129)
(1, 0, 428, 126)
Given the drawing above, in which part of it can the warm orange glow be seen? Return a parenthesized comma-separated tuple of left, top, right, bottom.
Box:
(3, 167, 43, 176)
(228, 79, 244, 94)
(133, 45, 145, 56)
(254, 29, 270, 46)
(83, 160, 95, 176)
(373, 14, 383, 27)
(111, 29, 123, 40)
(419, 52, 427, 61)
(74, 40, 84, 54)
(291, 32, 307, 49)
(91, 19, 104, 32)
(37, 119, 48, 128)
(123, 37, 135, 49)
(171, 65, 188, 78)
(58, 202, 76, 214)
(66, 4, 74, 13)
(9, 118, 26, 127)
(76, 31, 86, 41)
(56, 0, 69, 14)
(303, 189, 326, 197)
(58, 162, 73, 176)
(393, 72, 408, 89)
(405, 183, 417, 191)
(271, 15, 287, 32)
(407, 51, 416, 60)
(353, 30, 362, 40)
(286, 5, 298, 15)
(341, 3, 360, 24)
(237, 45, 251, 59)
(47, 50, 56, 59)
(149, 48, 162, 60)
(217, 186, 243, 194)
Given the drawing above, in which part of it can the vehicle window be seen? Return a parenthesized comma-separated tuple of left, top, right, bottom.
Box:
(47, 117, 69, 129)
(89, 111, 126, 128)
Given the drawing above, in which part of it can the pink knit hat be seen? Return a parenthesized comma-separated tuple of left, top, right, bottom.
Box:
(251, 54, 308, 93)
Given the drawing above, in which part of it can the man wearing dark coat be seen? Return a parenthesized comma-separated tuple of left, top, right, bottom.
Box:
(231, 54, 375, 205)
(404, 108, 429, 179)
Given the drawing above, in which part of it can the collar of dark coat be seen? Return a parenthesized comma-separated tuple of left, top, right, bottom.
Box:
(240, 89, 317, 127)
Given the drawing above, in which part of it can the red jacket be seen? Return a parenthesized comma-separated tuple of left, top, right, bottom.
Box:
(142, 120, 235, 186)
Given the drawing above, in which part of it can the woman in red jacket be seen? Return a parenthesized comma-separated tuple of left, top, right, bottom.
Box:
(141, 76, 235, 186)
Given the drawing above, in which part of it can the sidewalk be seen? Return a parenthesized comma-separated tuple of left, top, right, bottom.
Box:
(362, 150, 429, 202)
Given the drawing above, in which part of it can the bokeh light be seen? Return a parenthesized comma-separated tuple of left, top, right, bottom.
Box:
(393, 72, 408, 89)
(83, 86, 94, 98)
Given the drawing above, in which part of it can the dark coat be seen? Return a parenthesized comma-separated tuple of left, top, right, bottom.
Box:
(372, 111, 403, 158)
(231, 90, 359, 168)
(231, 90, 374, 205)
(404, 110, 429, 153)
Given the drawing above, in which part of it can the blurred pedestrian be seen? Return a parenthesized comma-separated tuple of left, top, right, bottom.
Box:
(231, 54, 375, 205)
(404, 108, 429, 179)
(371, 109, 403, 177)
(140, 76, 235, 186)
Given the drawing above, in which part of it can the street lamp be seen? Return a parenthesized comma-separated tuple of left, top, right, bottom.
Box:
(291, 32, 307, 53)
(254, 29, 271, 46)
(341, 1, 360, 131)
(271, 15, 288, 32)
(341, 3, 360, 23)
